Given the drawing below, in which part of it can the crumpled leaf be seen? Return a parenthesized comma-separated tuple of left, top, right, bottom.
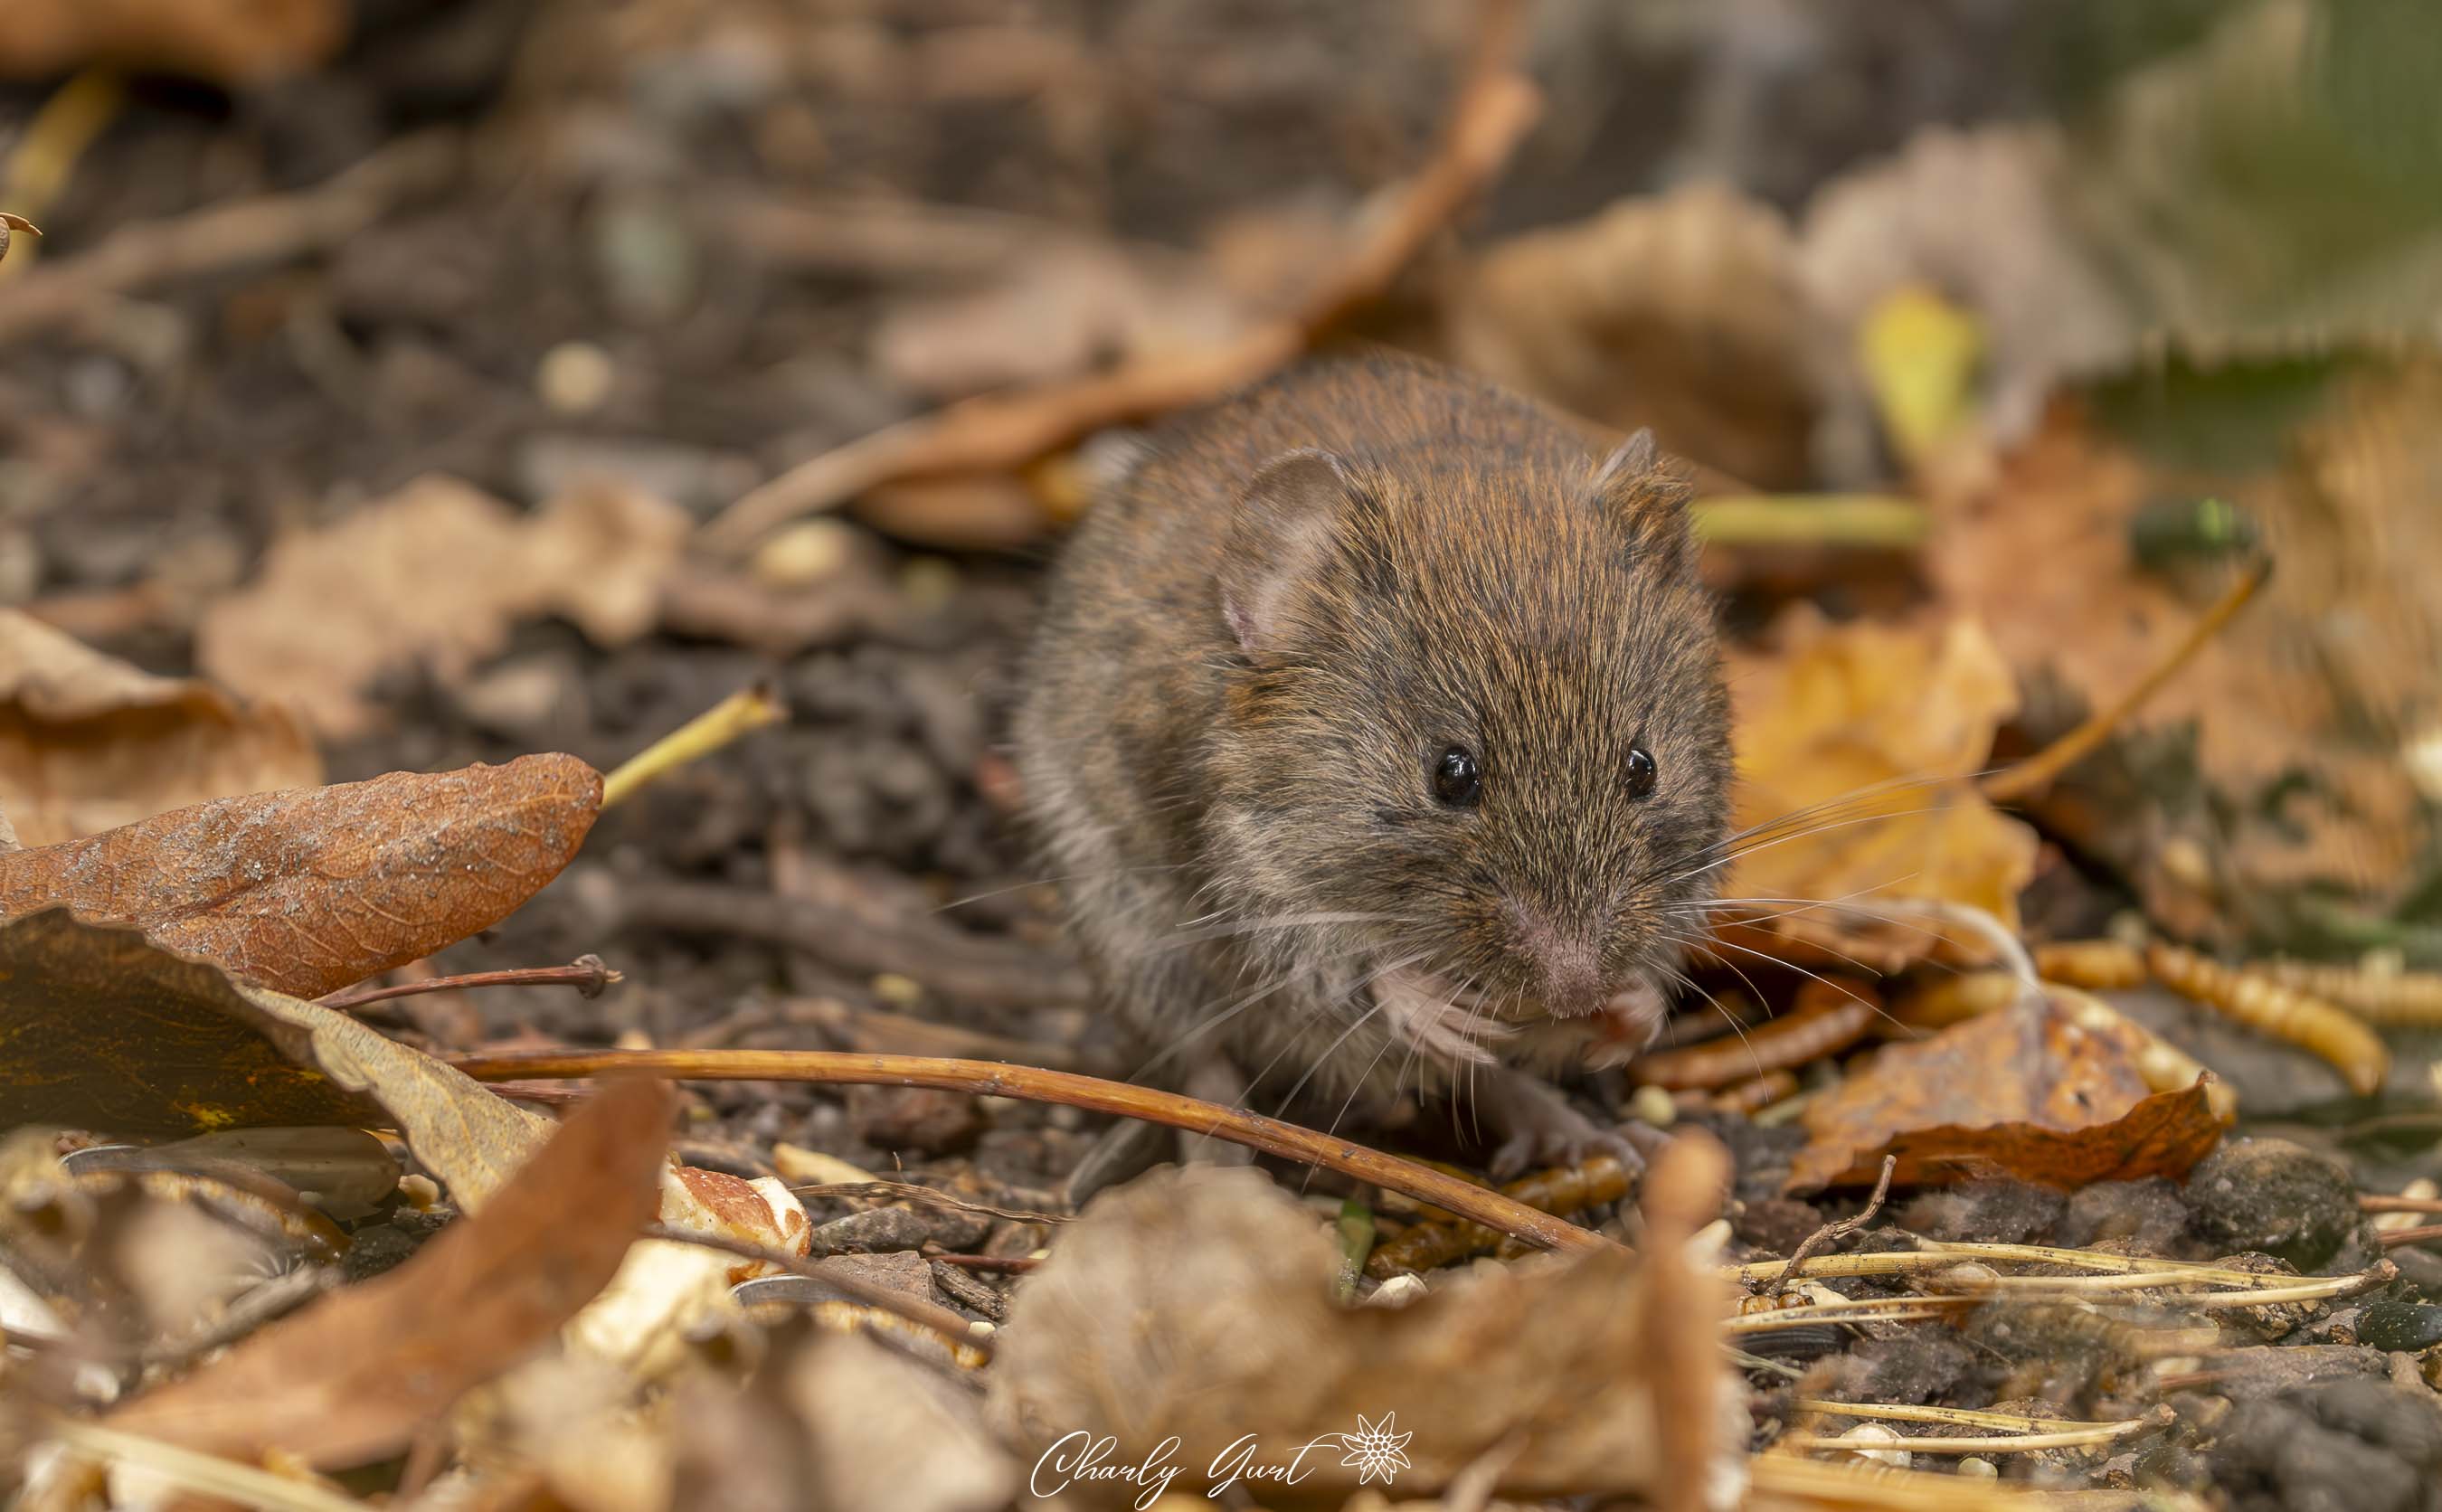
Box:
(0, 0, 342, 84)
(197, 477, 688, 739)
(105, 1078, 671, 1469)
(0, 610, 320, 847)
(0, 910, 549, 1201)
(1448, 183, 1818, 487)
(987, 1166, 1746, 1503)
(0, 753, 600, 999)
(1788, 987, 2230, 1193)
(568, 1163, 812, 1379)
(1723, 610, 2040, 965)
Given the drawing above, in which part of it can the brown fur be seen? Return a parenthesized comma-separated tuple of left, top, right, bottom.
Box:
(1015, 352, 1732, 1135)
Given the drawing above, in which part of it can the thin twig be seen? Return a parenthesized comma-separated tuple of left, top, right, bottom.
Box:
(0, 133, 459, 345)
(1981, 554, 2270, 804)
(601, 682, 787, 809)
(792, 1180, 1070, 1226)
(317, 958, 620, 1014)
(1773, 1155, 1897, 1289)
(639, 1223, 985, 1354)
(2379, 1224, 2442, 1251)
(450, 1048, 1613, 1256)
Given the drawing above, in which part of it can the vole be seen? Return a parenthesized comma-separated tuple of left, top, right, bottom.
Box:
(1015, 353, 1732, 1175)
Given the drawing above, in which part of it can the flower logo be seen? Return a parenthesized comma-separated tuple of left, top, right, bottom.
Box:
(1337, 1411, 1413, 1486)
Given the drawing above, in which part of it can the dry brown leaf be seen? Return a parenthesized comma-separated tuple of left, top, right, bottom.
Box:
(0, 610, 320, 846)
(1787, 988, 2229, 1193)
(987, 1166, 1746, 1504)
(1931, 381, 2439, 944)
(0, 752, 601, 999)
(106, 1078, 670, 1469)
(197, 477, 687, 739)
(1724, 610, 2039, 964)
(0, 910, 551, 1198)
(869, 239, 1246, 400)
(0, 0, 342, 83)
(1448, 183, 1819, 487)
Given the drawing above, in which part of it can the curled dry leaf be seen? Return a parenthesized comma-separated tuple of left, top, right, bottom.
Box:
(0, 0, 342, 84)
(197, 477, 688, 739)
(1448, 182, 1819, 487)
(568, 1163, 813, 1378)
(104, 1078, 672, 1469)
(0, 752, 600, 999)
(0, 213, 38, 267)
(988, 1166, 1746, 1504)
(0, 610, 320, 847)
(1787, 986, 2231, 1194)
(0, 911, 549, 1204)
(1723, 610, 2039, 966)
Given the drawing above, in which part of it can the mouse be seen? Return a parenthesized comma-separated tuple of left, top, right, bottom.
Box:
(1014, 351, 1732, 1177)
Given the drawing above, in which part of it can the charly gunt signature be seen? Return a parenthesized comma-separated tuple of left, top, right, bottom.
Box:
(1031, 1411, 1415, 1507)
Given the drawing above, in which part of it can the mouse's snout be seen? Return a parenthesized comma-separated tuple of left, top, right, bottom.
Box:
(1505, 901, 1613, 1018)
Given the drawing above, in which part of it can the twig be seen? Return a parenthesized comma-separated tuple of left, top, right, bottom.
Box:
(925, 1252, 1040, 1274)
(1981, 555, 2270, 804)
(2362, 1195, 2442, 1214)
(1773, 1156, 1897, 1289)
(316, 958, 620, 1014)
(2379, 1224, 2442, 1251)
(1746, 1453, 2157, 1511)
(1692, 495, 1928, 550)
(0, 132, 459, 345)
(609, 880, 1087, 1010)
(1778, 1422, 2154, 1455)
(696, 8, 1542, 553)
(601, 682, 788, 809)
(639, 1223, 986, 1354)
(450, 1048, 1614, 1256)
(1640, 1132, 1735, 1512)
(1366, 1153, 1633, 1277)
(791, 1180, 1069, 1226)
(1793, 1400, 2138, 1435)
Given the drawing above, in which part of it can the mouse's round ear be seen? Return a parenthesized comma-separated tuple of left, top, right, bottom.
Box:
(1220, 448, 1368, 657)
(1585, 429, 1698, 578)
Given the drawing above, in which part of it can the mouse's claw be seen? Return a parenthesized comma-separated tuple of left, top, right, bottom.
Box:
(1474, 1067, 1653, 1181)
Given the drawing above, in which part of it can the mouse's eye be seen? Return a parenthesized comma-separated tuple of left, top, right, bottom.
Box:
(1626, 746, 1659, 799)
(1433, 747, 1482, 808)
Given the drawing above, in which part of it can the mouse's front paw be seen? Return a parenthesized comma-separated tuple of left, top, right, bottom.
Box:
(1473, 1068, 1655, 1180)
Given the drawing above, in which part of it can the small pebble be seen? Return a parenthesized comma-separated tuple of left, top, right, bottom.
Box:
(536, 341, 616, 415)
(753, 518, 860, 588)
(1364, 1274, 1429, 1309)
(397, 1173, 440, 1211)
(1626, 1083, 1677, 1128)
(1837, 1423, 1910, 1468)
(1957, 1457, 1997, 1479)
(871, 973, 923, 1006)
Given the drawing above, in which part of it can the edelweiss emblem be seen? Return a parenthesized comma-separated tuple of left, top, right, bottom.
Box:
(1337, 1411, 1413, 1486)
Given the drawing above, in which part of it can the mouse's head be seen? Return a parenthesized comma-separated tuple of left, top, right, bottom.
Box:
(1203, 430, 1731, 1058)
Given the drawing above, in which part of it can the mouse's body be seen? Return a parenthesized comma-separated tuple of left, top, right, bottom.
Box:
(1015, 353, 1732, 1170)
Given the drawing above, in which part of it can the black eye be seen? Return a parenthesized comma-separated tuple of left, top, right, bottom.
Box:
(1626, 746, 1659, 799)
(1433, 747, 1482, 808)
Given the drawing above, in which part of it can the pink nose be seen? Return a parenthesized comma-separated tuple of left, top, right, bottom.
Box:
(1513, 910, 1608, 1016)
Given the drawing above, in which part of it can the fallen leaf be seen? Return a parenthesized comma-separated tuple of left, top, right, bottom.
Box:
(0, 0, 343, 84)
(783, 1331, 1015, 1512)
(1787, 987, 2230, 1193)
(869, 238, 1246, 401)
(1448, 183, 1819, 487)
(568, 1163, 812, 1377)
(987, 1166, 1746, 1503)
(197, 477, 688, 739)
(0, 610, 320, 847)
(0, 910, 550, 1200)
(1723, 610, 2040, 964)
(0, 753, 600, 999)
(105, 1077, 670, 1469)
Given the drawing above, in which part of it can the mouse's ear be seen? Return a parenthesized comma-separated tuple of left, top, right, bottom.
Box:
(1586, 429, 1698, 577)
(1220, 448, 1368, 656)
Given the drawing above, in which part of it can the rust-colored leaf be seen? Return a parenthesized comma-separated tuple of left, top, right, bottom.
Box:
(1787, 987, 2230, 1192)
(0, 911, 550, 1200)
(0, 609, 321, 847)
(108, 1077, 673, 1469)
(0, 752, 600, 999)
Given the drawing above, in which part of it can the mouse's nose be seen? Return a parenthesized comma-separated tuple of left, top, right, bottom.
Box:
(1509, 904, 1610, 1017)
